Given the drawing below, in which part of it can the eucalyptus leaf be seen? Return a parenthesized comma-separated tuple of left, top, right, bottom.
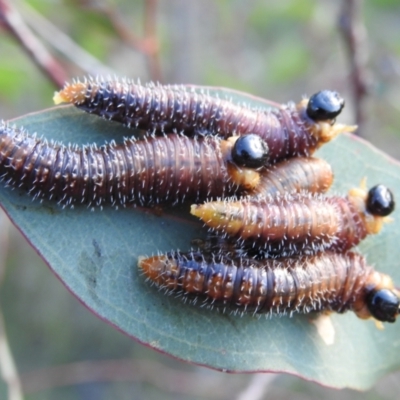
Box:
(1, 87, 400, 390)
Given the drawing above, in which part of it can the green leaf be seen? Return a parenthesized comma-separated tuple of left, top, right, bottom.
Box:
(2, 88, 400, 391)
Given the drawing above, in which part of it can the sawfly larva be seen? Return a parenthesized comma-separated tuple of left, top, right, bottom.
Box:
(139, 251, 400, 323)
(191, 184, 395, 255)
(54, 78, 356, 164)
(0, 122, 270, 207)
(249, 156, 334, 197)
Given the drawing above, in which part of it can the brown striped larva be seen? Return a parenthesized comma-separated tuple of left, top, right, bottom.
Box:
(249, 156, 333, 197)
(0, 120, 338, 208)
(0, 122, 269, 208)
(139, 250, 400, 323)
(191, 184, 395, 256)
(54, 78, 356, 164)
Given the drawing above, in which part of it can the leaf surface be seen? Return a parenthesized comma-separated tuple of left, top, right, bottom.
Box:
(2, 89, 400, 390)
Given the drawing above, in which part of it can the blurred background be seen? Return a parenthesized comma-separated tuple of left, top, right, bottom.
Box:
(1, 0, 400, 399)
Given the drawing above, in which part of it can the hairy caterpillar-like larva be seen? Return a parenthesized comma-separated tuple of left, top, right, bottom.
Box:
(249, 156, 334, 197)
(139, 251, 400, 323)
(191, 185, 395, 255)
(0, 122, 269, 207)
(54, 78, 357, 164)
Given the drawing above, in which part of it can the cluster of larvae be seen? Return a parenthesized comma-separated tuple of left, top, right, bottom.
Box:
(0, 77, 397, 324)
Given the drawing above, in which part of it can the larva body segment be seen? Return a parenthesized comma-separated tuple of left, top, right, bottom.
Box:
(250, 156, 334, 197)
(139, 251, 399, 322)
(0, 123, 261, 207)
(54, 79, 357, 164)
(191, 189, 388, 255)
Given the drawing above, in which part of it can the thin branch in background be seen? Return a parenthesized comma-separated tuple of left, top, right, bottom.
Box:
(0, 213, 9, 286)
(235, 373, 279, 400)
(78, 0, 162, 81)
(0, 312, 24, 400)
(338, 0, 371, 134)
(0, 211, 24, 400)
(0, 310, 24, 400)
(0, 0, 67, 88)
(143, 0, 162, 81)
(19, 1, 114, 79)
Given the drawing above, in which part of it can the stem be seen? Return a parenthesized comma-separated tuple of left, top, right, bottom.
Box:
(0, 212, 24, 400)
(19, 1, 114, 79)
(338, 0, 371, 134)
(0, 0, 67, 87)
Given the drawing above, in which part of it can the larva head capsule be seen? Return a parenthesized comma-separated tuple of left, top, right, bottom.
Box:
(348, 182, 395, 235)
(231, 134, 269, 169)
(366, 184, 395, 217)
(222, 136, 270, 192)
(306, 90, 345, 121)
(297, 90, 357, 146)
(366, 288, 400, 323)
(354, 268, 400, 324)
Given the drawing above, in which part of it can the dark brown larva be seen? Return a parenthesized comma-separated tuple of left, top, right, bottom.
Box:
(54, 78, 356, 164)
(0, 122, 265, 207)
(139, 251, 400, 322)
(191, 186, 393, 255)
(249, 156, 333, 197)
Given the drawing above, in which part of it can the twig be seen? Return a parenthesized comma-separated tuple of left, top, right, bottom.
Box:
(143, 0, 162, 81)
(0, 212, 9, 286)
(235, 373, 279, 400)
(338, 0, 371, 133)
(0, 310, 24, 400)
(0, 0, 67, 88)
(94, 4, 151, 53)
(78, 0, 162, 81)
(19, 1, 114, 79)
(0, 211, 24, 400)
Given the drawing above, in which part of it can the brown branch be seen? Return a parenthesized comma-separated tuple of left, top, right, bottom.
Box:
(20, 359, 228, 398)
(98, 6, 150, 53)
(77, 0, 162, 81)
(338, 0, 371, 133)
(0, 212, 10, 285)
(20, 2, 114, 78)
(0, 0, 67, 88)
(0, 309, 24, 400)
(0, 212, 24, 400)
(143, 0, 162, 81)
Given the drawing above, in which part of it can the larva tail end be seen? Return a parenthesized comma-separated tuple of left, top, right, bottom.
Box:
(190, 203, 218, 225)
(191, 201, 243, 235)
(190, 204, 204, 218)
(137, 255, 146, 268)
(53, 91, 67, 105)
(53, 82, 87, 105)
(138, 255, 168, 282)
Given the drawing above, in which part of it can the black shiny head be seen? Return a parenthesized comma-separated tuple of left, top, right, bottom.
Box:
(366, 185, 395, 217)
(232, 134, 269, 169)
(306, 90, 345, 121)
(366, 289, 399, 323)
